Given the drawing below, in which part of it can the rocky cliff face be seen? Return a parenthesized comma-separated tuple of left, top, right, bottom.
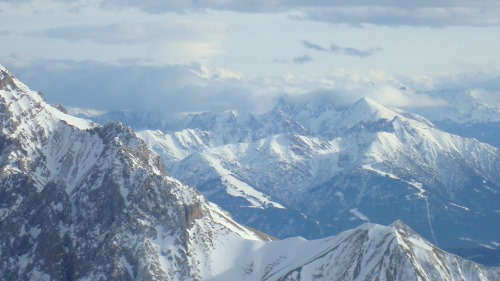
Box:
(0, 65, 265, 280)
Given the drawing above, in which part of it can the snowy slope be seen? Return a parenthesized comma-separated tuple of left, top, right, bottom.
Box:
(116, 96, 500, 265)
(202, 221, 500, 281)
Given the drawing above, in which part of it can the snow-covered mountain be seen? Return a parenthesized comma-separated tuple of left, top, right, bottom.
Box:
(409, 89, 500, 148)
(2, 64, 500, 280)
(411, 89, 500, 125)
(0, 64, 266, 280)
(213, 221, 500, 281)
(76, 94, 500, 265)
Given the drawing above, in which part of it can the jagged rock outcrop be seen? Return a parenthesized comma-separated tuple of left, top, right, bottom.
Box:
(0, 65, 263, 280)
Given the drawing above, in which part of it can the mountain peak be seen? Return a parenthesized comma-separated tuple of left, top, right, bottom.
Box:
(0, 65, 94, 133)
(357, 96, 377, 104)
(337, 96, 398, 129)
(390, 220, 419, 238)
(390, 219, 408, 229)
(352, 96, 389, 112)
(0, 64, 17, 91)
(0, 64, 35, 95)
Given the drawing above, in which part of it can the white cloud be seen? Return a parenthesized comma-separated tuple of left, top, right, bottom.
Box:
(2, 57, 270, 112)
(403, 71, 500, 94)
(278, 70, 445, 108)
(2, 56, 451, 113)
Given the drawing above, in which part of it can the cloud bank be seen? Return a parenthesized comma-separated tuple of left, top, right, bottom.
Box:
(98, 0, 500, 27)
(3, 55, 469, 113)
(3, 0, 500, 27)
(3, 57, 263, 112)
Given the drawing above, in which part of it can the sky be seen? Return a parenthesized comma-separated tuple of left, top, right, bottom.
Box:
(1, 0, 500, 112)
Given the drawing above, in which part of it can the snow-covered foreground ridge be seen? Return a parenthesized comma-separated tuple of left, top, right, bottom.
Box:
(207, 221, 500, 281)
(1, 65, 499, 280)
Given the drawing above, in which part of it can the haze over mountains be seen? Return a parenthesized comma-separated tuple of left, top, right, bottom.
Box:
(1, 64, 500, 280)
(409, 89, 500, 148)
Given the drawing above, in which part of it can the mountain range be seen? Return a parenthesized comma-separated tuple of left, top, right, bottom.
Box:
(70, 89, 500, 266)
(1, 64, 500, 280)
(409, 89, 500, 148)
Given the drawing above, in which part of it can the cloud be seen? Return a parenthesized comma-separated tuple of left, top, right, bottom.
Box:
(99, 0, 283, 14)
(2, 55, 451, 113)
(270, 83, 444, 110)
(31, 23, 156, 44)
(331, 44, 382, 57)
(281, 70, 444, 108)
(403, 71, 500, 94)
(298, 4, 500, 27)
(0, 0, 31, 3)
(292, 55, 312, 64)
(4, 1, 500, 28)
(30, 21, 227, 45)
(302, 40, 328, 52)
(4, 1, 500, 27)
(1, 56, 274, 112)
(303, 40, 382, 58)
(26, 20, 229, 64)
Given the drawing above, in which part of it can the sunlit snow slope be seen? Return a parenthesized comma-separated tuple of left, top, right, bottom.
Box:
(127, 96, 500, 262)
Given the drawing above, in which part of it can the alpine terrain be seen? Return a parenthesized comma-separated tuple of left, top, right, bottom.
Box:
(75, 92, 500, 266)
(1, 64, 500, 280)
(0, 66, 500, 280)
(410, 89, 500, 148)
